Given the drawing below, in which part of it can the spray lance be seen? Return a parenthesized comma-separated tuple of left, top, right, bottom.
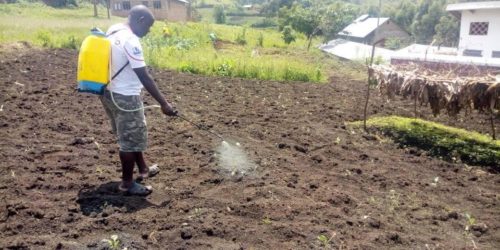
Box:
(111, 93, 255, 175)
(110, 92, 227, 142)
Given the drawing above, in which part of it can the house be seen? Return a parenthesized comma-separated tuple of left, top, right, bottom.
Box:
(110, 0, 191, 22)
(337, 15, 410, 46)
(447, 1, 500, 59)
(390, 1, 500, 73)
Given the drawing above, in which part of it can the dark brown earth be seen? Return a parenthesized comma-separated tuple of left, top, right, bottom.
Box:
(0, 47, 499, 249)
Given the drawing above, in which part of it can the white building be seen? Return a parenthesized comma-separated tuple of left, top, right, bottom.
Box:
(447, 1, 500, 59)
(390, 1, 500, 71)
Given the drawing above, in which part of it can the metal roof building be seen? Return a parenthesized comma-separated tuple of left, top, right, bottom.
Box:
(337, 15, 410, 46)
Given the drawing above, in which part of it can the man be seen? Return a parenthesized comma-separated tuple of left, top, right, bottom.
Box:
(101, 5, 176, 195)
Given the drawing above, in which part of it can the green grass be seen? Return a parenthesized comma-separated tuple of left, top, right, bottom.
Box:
(0, 2, 124, 47)
(0, 2, 364, 82)
(352, 116, 500, 169)
(144, 22, 330, 82)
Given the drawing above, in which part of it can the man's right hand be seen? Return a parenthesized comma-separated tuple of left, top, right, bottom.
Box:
(161, 103, 177, 117)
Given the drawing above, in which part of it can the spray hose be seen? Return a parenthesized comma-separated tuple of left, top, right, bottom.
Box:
(110, 90, 160, 112)
(110, 91, 225, 141)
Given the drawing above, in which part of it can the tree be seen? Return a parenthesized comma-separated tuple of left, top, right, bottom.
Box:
(434, 14, 459, 47)
(279, 1, 357, 50)
(105, 0, 110, 19)
(383, 0, 417, 33)
(260, 0, 295, 17)
(213, 4, 226, 24)
(93, 0, 98, 17)
(279, 3, 321, 50)
(411, 0, 447, 43)
(320, 2, 358, 42)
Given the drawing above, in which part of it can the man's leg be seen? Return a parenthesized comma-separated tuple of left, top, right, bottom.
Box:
(119, 151, 136, 189)
(134, 152, 148, 176)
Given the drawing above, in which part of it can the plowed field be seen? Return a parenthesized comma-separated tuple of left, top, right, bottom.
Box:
(1, 46, 498, 249)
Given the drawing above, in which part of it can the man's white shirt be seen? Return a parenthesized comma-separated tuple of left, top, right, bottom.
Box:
(106, 23, 146, 96)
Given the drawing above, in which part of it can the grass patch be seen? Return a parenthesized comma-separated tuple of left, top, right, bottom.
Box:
(0, 2, 123, 47)
(0, 2, 365, 82)
(143, 22, 329, 82)
(352, 116, 500, 170)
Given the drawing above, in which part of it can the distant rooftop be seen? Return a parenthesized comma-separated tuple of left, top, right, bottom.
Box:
(447, 1, 500, 12)
(338, 16, 389, 38)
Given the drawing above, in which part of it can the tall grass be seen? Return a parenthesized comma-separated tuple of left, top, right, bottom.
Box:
(143, 22, 325, 82)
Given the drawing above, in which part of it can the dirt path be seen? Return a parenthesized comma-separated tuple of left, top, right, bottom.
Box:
(0, 48, 498, 249)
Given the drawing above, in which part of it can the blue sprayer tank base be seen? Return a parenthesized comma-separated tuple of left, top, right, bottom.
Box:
(78, 81, 106, 95)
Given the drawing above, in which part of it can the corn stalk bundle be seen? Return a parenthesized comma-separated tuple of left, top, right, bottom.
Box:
(370, 65, 500, 117)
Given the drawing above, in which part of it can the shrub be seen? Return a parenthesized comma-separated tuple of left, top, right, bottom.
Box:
(215, 61, 233, 76)
(36, 30, 54, 48)
(281, 26, 296, 45)
(178, 62, 199, 74)
(235, 27, 247, 45)
(213, 5, 226, 24)
(60, 35, 78, 49)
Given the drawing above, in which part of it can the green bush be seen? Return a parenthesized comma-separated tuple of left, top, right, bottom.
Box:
(178, 62, 199, 74)
(235, 27, 247, 45)
(60, 35, 78, 49)
(281, 26, 296, 45)
(213, 5, 226, 24)
(36, 30, 54, 48)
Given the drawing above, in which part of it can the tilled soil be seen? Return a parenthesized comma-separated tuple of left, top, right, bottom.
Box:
(0, 47, 499, 249)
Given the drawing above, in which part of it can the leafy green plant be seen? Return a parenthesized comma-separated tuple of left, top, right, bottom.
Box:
(102, 235, 121, 250)
(387, 189, 401, 212)
(36, 30, 54, 48)
(216, 61, 233, 76)
(317, 232, 336, 248)
(262, 217, 272, 225)
(60, 35, 78, 49)
(464, 213, 476, 231)
(282, 25, 296, 45)
(178, 62, 198, 74)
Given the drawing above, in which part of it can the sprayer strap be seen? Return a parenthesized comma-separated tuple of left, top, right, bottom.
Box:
(111, 61, 129, 80)
(107, 28, 129, 81)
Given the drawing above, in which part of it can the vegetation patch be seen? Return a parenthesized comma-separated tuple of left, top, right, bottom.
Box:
(352, 116, 500, 170)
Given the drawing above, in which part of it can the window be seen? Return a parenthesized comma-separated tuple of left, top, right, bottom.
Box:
(142, 1, 149, 7)
(463, 49, 482, 57)
(492, 51, 500, 58)
(469, 22, 489, 35)
(153, 1, 161, 9)
(113, 3, 122, 10)
(122, 1, 131, 10)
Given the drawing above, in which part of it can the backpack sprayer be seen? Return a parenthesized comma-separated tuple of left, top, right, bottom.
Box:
(77, 27, 227, 141)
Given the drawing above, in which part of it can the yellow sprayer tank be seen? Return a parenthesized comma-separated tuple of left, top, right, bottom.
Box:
(77, 28, 110, 94)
